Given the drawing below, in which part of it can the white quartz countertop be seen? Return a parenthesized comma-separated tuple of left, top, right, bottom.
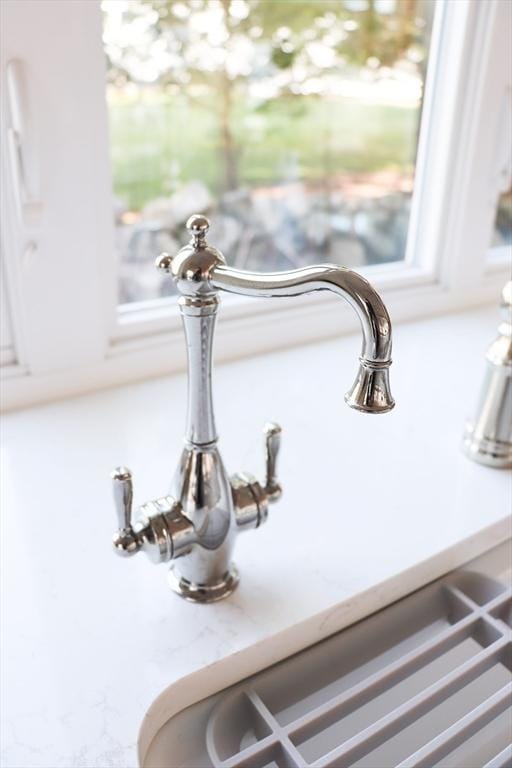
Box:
(1, 307, 511, 768)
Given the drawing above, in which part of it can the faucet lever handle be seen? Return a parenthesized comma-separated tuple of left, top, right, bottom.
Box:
(111, 466, 141, 556)
(264, 422, 282, 502)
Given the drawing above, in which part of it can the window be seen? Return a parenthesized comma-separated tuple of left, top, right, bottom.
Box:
(489, 74, 512, 256)
(493, 189, 512, 250)
(102, 0, 435, 305)
(1, 0, 510, 410)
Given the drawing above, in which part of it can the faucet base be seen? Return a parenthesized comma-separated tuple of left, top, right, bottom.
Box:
(168, 563, 240, 603)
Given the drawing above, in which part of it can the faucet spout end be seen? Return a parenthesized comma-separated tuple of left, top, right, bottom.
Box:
(345, 361, 395, 414)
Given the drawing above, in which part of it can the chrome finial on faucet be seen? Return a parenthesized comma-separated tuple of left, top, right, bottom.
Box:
(463, 281, 512, 468)
(111, 215, 394, 603)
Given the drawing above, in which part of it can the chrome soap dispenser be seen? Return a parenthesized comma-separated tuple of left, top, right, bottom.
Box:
(463, 281, 512, 468)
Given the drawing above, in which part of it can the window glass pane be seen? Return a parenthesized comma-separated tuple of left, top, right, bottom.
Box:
(102, 0, 435, 305)
(492, 186, 512, 249)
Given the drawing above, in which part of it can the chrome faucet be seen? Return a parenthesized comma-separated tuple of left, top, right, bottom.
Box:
(111, 215, 395, 602)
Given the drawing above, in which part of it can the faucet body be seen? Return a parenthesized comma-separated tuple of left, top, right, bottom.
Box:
(111, 215, 394, 602)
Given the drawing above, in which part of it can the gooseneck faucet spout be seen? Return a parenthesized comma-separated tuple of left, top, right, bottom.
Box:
(211, 263, 394, 413)
(109, 215, 395, 603)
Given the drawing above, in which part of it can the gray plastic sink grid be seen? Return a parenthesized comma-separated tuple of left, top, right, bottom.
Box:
(144, 546, 512, 768)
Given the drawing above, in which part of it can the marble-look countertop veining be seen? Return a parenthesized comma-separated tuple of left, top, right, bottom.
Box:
(1, 307, 511, 768)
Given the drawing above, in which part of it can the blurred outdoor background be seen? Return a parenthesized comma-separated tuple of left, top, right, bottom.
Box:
(102, 0, 511, 305)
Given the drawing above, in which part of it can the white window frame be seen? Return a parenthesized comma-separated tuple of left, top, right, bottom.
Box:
(1, 0, 510, 411)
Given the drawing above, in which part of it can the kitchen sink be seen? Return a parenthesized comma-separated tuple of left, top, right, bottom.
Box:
(140, 542, 512, 768)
